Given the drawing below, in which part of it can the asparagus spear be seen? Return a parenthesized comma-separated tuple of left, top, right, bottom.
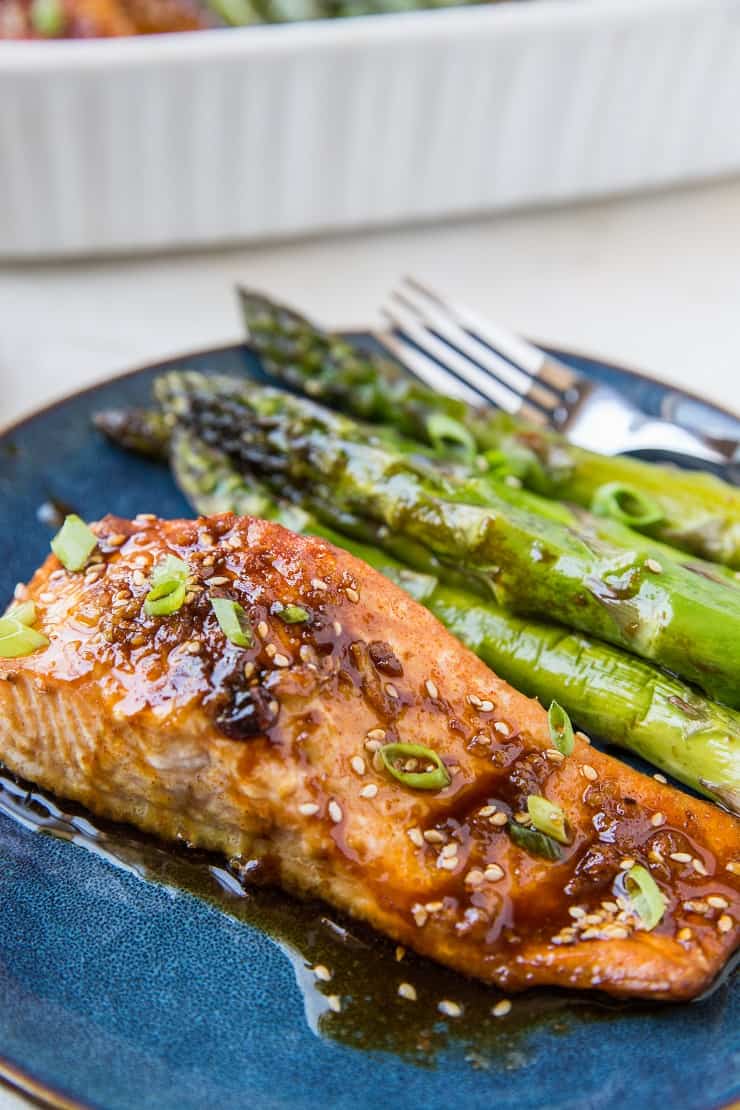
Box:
(166, 425, 740, 813)
(239, 288, 740, 569)
(154, 370, 740, 707)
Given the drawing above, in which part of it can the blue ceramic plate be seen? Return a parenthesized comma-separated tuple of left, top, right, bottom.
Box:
(0, 340, 738, 1110)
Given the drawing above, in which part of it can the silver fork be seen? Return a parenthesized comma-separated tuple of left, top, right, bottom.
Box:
(379, 277, 738, 466)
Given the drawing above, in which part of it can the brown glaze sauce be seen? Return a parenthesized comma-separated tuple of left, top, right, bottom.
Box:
(3, 767, 736, 1069)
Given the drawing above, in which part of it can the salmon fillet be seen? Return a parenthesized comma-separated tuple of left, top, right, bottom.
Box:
(1, 512, 738, 1000)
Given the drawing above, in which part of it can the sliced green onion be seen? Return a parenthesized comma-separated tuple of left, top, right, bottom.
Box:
(548, 700, 574, 756)
(527, 795, 570, 844)
(0, 616, 49, 658)
(507, 820, 563, 861)
(211, 597, 252, 647)
(426, 413, 476, 459)
(30, 0, 65, 36)
(591, 482, 664, 528)
(278, 604, 309, 624)
(4, 601, 37, 626)
(379, 742, 451, 791)
(51, 515, 98, 572)
(144, 555, 190, 618)
(623, 865, 666, 931)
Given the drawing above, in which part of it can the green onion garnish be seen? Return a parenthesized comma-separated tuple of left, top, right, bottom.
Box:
(527, 795, 570, 844)
(623, 865, 666, 931)
(426, 413, 476, 460)
(51, 515, 98, 572)
(5, 601, 37, 626)
(507, 820, 563, 861)
(30, 0, 65, 36)
(211, 597, 252, 647)
(144, 555, 189, 617)
(0, 615, 49, 658)
(379, 742, 451, 791)
(548, 701, 574, 756)
(591, 482, 664, 528)
(278, 604, 309, 624)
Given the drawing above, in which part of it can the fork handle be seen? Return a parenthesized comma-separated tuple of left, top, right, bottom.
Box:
(620, 417, 737, 465)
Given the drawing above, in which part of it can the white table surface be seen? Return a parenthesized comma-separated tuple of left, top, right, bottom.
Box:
(0, 177, 739, 1110)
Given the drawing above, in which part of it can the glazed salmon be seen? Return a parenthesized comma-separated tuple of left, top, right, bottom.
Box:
(0, 512, 738, 1000)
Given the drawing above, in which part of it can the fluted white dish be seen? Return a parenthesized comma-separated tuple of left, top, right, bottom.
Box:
(2, 0, 740, 258)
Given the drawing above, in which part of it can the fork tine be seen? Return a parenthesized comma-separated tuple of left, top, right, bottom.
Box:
(392, 286, 560, 415)
(375, 329, 482, 406)
(381, 302, 525, 417)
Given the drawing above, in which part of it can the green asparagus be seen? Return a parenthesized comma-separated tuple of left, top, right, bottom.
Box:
(239, 288, 740, 568)
(154, 370, 740, 707)
(164, 425, 739, 812)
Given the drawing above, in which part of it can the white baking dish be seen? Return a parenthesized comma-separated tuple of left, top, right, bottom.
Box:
(2, 0, 740, 258)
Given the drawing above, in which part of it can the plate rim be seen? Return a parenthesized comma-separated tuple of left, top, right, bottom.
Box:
(0, 336, 737, 1110)
(2, 335, 738, 446)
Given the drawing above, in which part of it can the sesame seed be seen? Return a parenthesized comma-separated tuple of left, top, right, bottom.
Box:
(38, 592, 55, 604)
(465, 869, 485, 887)
(707, 895, 729, 909)
(425, 678, 439, 699)
(492, 999, 512, 1018)
(201, 554, 215, 567)
(619, 858, 636, 870)
(493, 721, 510, 736)
(366, 728, 386, 741)
(683, 899, 708, 914)
(569, 906, 586, 919)
(313, 964, 332, 982)
(425, 901, 444, 913)
(692, 858, 708, 876)
(583, 913, 603, 926)
(132, 570, 146, 587)
(653, 773, 668, 784)
(480, 700, 495, 713)
(601, 901, 619, 913)
(424, 830, 446, 843)
(185, 640, 201, 654)
(717, 914, 734, 933)
(438, 1000, 462, 1018)
(364, 739, 382, 754)
(545, 749, 565, 763)
(359, 783, 378, 799)
(484, 864, 504, 882)
(395, 946, 405, 961)
(345, 587, 360, 603)
(726, 861, 740, 876)
(372, 751, 385, 773)
(269, 700, 279, 715)
(350, 756, 366, 775)
(398, 982, 417, 1001)
(299, 644, 315, 663)
(333, 620, 342, 636)
(479, 805, 497, 817)
(273, 653, 291, 668)
(206, 576, 229, 586)
(651, 812, 665, 828)
(491, 812, 508, 827)
(244, 661, 256, 679)
(411, 905, 428, 927)
(265, 644, 277, 658)
(438, 857, 456, 872)
(670, 852, 692, 864)
(513, 811, 531, 825)
(298, 803, 320, 816)
(328, 801, 343, 824)
(603, 924, 630, 939)
(581, 764, 598, 782)
(645, 558, 663, 574)
(677, 927, 693, 942)
(135, 513, 157, 522)
(311, 578, 328, 592)
(407, 827, 424, 847)
(441, 843, 458, 858)
(327, 995, 342, 1013)
(107, 533, 126, 547)
(385, 684, 399, 699)
(257, 621, 269, 638)
(468, 694, 482, 708)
